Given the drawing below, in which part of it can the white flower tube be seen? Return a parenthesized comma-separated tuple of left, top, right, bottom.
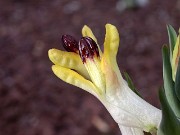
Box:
(119, 125, 144, 135)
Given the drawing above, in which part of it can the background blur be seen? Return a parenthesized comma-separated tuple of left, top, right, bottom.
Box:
(0, 0, 180, 135)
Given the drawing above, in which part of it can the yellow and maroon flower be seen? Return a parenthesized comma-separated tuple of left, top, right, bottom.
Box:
(48, 24, 161, 135)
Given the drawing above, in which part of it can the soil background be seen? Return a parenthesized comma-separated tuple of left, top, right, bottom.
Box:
(0, 0, 180, 135)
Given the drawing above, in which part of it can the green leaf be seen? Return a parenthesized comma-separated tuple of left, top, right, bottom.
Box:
(157, 88, 180, 135)
(167, 25, 177, 61)
(162, 45, 180, 118)
(175, 59, 180, 101)
(124, 72, 142, 97)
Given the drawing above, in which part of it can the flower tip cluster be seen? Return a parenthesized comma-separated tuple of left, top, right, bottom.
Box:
(62, 34, 100, 63)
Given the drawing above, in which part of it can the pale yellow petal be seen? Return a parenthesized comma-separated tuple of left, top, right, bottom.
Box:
(82, 25, 98, 43)
(172, 35, 180, 81)
(103, 24, 120, 68)
(101, 24, 123, 88)
(52, 65, 101, 96)
(48, 49, 90, 79)
(84, 58, 105, 94)
(101, 57, 120, 93)
(82, 25, 102, 56)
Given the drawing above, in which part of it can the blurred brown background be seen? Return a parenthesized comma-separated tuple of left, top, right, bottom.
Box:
(0, 0, 180, 135)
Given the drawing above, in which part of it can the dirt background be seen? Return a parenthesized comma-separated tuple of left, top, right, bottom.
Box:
(0, 0, 180, 135)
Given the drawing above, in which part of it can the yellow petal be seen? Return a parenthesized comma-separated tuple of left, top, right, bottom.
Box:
(82, 25, 102, 56)
(172, 35, 180, 81)
(52, 65, 101, 96)
(101, 24, 123, 91)
(101, 57, 120, 92)
(48, 49, 90, 79)
(84, 58, 105, 94)
(103, 24, 120, 69)
(82, 25, 98, 43)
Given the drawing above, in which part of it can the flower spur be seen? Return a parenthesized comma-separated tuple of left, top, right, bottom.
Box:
(48, 24, 162, 135)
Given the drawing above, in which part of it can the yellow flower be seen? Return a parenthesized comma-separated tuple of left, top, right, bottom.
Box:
(172, 31, 180, 81)
(48, 24, 161, 134)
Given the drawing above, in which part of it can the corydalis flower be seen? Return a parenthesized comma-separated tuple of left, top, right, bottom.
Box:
(48, 24, 161, 135)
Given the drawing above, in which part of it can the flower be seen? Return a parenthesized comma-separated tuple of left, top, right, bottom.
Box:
(48, 24, 161, 134)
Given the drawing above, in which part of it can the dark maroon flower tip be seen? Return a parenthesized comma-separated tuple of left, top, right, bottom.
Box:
(78, 37, 99, 63)
(62, 35, 79, 53)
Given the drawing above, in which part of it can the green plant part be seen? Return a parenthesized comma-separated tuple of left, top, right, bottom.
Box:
(158, 87, 180, 135)
(162, 45, 180, 118)
(124, 72, 142, 98)
(175, 60, 180, 101)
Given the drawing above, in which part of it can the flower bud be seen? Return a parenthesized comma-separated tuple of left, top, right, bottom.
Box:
(62, 35, 79, 53)
(78, 37, 99, 63)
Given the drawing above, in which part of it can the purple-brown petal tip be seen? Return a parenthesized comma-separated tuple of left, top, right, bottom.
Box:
(62, 35, 79, 53)
(78, 37, 99, 63)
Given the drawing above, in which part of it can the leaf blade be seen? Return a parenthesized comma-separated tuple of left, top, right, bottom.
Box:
(162, 45, 180, 118)
(175, 59, 180, 101)
(157, 88, 180, 135)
